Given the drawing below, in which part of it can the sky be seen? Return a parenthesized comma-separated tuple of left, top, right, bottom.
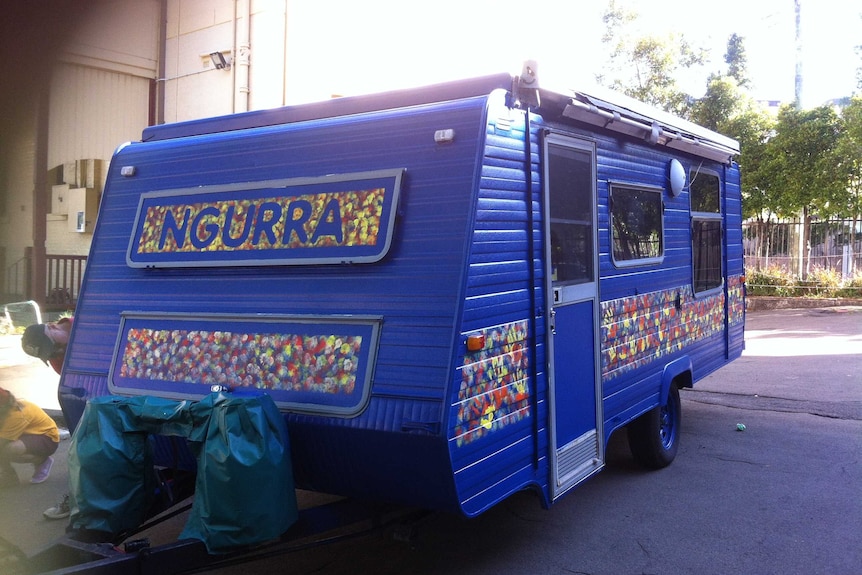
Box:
(285, 0, 859, 109)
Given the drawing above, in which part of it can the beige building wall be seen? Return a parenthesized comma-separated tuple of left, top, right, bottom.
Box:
(247, 0, 288, 111)
(48, 66, 152, 171)
(163, 0, 289, 122)
(46, 64, 153, 257)
(44, 1, 159, 260)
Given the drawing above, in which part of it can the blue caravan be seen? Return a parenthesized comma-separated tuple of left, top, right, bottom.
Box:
(56, 65, 744, 553)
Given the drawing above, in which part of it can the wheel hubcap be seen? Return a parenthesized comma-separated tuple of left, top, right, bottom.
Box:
(659, 401, 677, 449)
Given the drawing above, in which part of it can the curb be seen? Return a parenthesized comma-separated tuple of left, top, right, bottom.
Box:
(747, 296, 862, 311)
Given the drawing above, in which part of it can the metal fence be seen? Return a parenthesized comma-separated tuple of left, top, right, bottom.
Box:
(3, 253, 87, 310)
(45, 254, 87, 308)
(743, 218, 862, 278)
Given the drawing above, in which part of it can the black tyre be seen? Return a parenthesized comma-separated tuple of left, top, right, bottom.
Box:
(627, 384, 681, 469)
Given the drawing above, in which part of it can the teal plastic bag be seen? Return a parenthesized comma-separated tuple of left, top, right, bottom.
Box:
(181, 392, 298, 552)
(68, 392, 297, 552)
(68, 397, 161, 535)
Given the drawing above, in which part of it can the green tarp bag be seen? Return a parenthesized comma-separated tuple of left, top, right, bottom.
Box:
(68, 392, 298, 552)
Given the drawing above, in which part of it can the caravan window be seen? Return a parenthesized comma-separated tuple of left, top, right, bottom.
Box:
(692, 218, 722, 292)
(610, 185, 663, 266)
(690, 170, 723, 293)
(690, 171, 720, 213)
(547, 143, 595, 285)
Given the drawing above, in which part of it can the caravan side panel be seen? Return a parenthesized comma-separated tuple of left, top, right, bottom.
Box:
(593, 139, 744, 435)
(725, 164, 746, 361)
(448, 98, 550, 516)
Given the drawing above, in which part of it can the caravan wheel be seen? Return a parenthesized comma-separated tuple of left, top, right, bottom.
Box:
(627, 385, 681, 469)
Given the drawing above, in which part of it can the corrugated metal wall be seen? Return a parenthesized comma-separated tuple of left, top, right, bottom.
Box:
(49, 63, 151, 169)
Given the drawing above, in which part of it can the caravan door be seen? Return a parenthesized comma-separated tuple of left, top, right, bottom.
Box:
(543, 133, 604, 498)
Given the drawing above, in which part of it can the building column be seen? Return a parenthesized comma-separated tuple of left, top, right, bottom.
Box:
(30, 84, 50, 305)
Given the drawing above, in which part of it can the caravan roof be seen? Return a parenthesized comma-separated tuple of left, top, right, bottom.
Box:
(142, 72, 739, 164)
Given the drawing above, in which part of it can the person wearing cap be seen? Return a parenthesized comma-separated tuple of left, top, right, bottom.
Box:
(20, 316, 74, 518)
(0, 387, 60, 486)
(21, 317, 73, 375)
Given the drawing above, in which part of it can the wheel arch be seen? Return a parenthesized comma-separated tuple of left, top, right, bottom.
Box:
(661, 356, 692, 405)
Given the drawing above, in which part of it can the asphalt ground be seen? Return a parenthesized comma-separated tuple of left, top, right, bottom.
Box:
(0, 306, 860, 574)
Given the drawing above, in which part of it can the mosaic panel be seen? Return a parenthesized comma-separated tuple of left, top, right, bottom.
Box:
(454, 320, 531, 446)
(601, 276, 744, 380)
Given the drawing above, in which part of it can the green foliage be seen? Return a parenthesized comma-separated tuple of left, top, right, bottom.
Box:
(724, 33, 750, 88)
(689, 75, 739, 131)
(835, 97, 862, 218)
(837, 273, 862, 298)
(689, 76, 775, 220)
(745, 266, 797, 297)
(803, 267, 844, 297)
(596, 4, 860, 225)
(746, 266, 862, 298)
(761, 106, 845, 219)
(598, 0, 705, 116)
(600, 0, 636, 44)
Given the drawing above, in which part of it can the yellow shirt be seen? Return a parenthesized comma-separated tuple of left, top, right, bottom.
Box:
(0, 400, 60, 443)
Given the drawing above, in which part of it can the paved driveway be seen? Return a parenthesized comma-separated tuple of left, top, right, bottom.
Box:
(695, 306, 862, 417)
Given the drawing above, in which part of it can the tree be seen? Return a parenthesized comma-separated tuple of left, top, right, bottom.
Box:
(755, 105, 845, 277)
(689, 58, 775, 261)
(724, 33, 750, 89)
(729, 106, 775, 222)
(694, 77, 774, 217)
(688, 48, 773, 222)
(835, 97, 862, 272)
(689, 74, 743, 131)
(768, 106, 844, 217)
(857, 44, 862, 92)
(834, 99, 862, 216)
(598, 0, 706, 116)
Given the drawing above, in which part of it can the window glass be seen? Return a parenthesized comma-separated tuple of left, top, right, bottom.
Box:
(610, 186, 663, 264)
(548, 144, 594, 285)
(690, 171, 720, 213)
(692, 218, 722, 292)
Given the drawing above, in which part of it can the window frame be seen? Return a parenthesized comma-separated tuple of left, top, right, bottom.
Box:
(609, 182, 665, 269)
(545, 138, 597, 289)
(691, 215, 724, 295)
(689, 169, 721, 214)
(689, 168, 724, 295)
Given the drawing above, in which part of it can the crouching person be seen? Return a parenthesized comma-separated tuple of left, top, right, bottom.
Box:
(0, 386, 60, 486)
(21, 317, 74, 518)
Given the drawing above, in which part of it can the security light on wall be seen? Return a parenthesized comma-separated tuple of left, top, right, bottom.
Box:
(209, 51, 231, 70)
